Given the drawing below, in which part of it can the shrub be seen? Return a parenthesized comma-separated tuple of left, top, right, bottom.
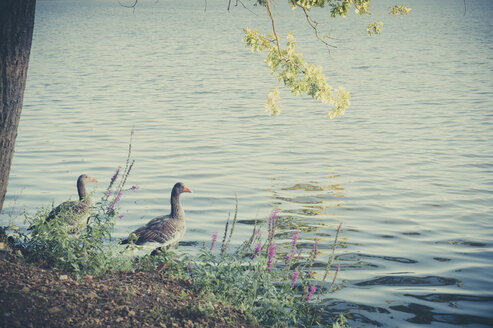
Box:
(140, 206, 347, 328)
(24, 162, 137, 278)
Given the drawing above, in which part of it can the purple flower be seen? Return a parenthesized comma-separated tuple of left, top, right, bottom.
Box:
(108, 190, 113, 196)
(307, 284, 317, 302)
(210, 232, 218, 250)
(267, 242, 276, 272)
(268, 209, 278, 240)
(291, 269, 299, 288)
(268, 243, 276, 259)
(107, 192, 121, 213)
(288, 230, 300, 263)
(107, 203, 114, 213)
(111, 192, 123, 209)
(312, 238, 320, 257)
(118, 215, 124, 219)
(337, 223, 343, 232)
(111, 166, 121, 183)
(292, 230, 300, 247)
(336, 264, 341, 272)
(252, 243, 262, 259)
(130, 185, 139, 191)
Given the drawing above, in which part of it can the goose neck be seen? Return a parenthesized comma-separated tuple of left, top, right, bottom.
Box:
(170, 192, 184, 218)
(77, 180, 88, 200)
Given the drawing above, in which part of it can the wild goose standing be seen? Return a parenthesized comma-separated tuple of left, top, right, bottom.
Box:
(121, 182, 191, 251)
(44, 174, 98, 228)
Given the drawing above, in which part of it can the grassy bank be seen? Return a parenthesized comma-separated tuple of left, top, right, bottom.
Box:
(0, 258, 256, 328)
(0, 163, 348, 327)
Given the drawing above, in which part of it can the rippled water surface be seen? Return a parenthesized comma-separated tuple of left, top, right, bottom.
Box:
(2, 0, 493, 326)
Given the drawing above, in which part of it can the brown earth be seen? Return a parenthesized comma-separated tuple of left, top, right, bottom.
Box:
(0, 258, 257, 328)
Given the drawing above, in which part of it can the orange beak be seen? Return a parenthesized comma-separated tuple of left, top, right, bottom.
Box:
(184, 187, 192, 193)
(90, 178, 98, 183)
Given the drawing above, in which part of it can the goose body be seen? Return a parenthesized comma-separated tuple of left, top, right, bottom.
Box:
(122, 182, 191, 250)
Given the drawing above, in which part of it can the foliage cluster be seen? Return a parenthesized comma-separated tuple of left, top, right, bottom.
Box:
(188, 211, 345, 327)
(22, 162, 137, 278)
(244, 0, 410, 116)
(244, 28, 351, 118)
(134, 206, 347, 327)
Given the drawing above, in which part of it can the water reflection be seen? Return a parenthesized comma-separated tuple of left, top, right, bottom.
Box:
(259, 173, 348, 290)
(355, 275, 461, 287)
(389, 302, 493, 326)
(407, 293, 493, 304)
(337, 252, 417, 268)
(322, 300, 390, 327)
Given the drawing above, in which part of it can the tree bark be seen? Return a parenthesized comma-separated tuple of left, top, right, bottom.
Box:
(0, 0, 36, 213)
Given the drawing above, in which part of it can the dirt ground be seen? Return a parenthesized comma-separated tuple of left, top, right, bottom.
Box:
(0, 258, 257, 328)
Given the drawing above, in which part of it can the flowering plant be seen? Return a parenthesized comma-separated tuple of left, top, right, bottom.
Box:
(182, 207, 344, 327)
(24, 145, 138, 278)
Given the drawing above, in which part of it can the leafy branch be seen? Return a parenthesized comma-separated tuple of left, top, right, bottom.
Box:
(243, 23, 350, 118)
(243, 0, 410, 117)
(117, 0, 410, 118)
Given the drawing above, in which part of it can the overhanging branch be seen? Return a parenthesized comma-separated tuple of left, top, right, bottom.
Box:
(300, 6, 337, 53)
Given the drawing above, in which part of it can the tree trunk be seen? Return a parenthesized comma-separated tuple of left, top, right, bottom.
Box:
(0, 0, 36, 213)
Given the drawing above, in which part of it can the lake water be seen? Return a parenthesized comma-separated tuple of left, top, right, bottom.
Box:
(2, 0, 493, 326)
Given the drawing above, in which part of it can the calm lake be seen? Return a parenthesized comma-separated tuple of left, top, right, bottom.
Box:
(2, 0, 493, 326)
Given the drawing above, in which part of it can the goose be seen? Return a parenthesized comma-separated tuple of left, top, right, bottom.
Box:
(44, 174, 98, 228)
(121, 182, 191, 251)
